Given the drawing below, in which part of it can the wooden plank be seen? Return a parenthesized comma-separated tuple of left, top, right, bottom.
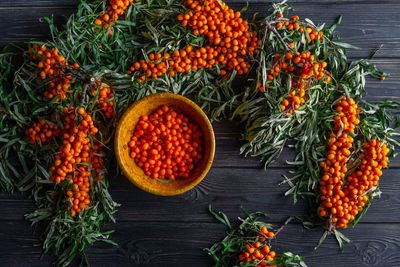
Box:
(0, 1, 78, 7)
(363, 59, 400, 100)
(0, 3, 400, 59)
(0, 220, 57, 266)
(1, 167, 399, 223)
(0, 0, 398, 8)
(274, 223, 400, 267)
(86, 223, 400, 267)
(0, 221, 399, 266)
(111, 167, 400, 223)
(0, 7, 71, 44)
(1, 0, 399, 7)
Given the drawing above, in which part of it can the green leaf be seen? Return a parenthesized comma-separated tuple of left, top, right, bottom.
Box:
(208, 205, 232, 230)
(334, 230, 351, 250)
(332, 41, 361, 50)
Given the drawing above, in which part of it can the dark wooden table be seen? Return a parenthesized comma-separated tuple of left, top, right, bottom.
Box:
(1, 1, 400, 266)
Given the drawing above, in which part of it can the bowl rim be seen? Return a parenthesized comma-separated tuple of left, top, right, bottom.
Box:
(114, 92, 215, 196)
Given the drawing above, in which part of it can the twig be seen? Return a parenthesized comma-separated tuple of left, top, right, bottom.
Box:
(264, 19, 291, 51)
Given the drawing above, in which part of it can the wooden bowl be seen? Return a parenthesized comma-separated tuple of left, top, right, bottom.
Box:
(115, 93, 215, 196)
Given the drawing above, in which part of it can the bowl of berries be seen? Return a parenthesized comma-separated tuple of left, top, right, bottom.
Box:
(115, 92, 215, 196)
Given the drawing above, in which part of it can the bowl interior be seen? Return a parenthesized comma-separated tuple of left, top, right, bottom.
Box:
(115, 93, 215, 196)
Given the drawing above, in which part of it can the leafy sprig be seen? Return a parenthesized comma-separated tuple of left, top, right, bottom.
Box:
(206, 205, 307, 267)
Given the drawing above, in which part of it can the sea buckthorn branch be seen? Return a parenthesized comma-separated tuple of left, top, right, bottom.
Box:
(256, 12, 331, 112)
(7, 39, 119, 265)
(25, 108, 117, 265)
(293, 98, 398, 251)
(206, 206, 307, 267)
(310, 97, 393, 249)
(269, 51, 331, 113)
(2, 45, 119, 266)
(23, 54, 115, 217)
(318, 97, 361, 229)
(29, 44, 115, 112)
(253, 5, 327, 93)
(283, 65, 392, 202)
(275, 94, 399, 251)
(49, 107, 100, 215)
(28, 43, 116, 120)
(128, 0, 260, 82)
(30, 45, 80, 101)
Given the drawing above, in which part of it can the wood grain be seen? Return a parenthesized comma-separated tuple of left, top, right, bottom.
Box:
(0, 0, 399, 7)
(1, 221, 399, 267)
(0, 7, 70, 43)
(1, 2, 400, 59)
(1, 167, 399, 223)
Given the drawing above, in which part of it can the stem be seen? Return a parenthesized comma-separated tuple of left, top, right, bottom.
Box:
(79, 77, 96, 106)
(80, 83, 89, 106)
(263, 19, 291, 52)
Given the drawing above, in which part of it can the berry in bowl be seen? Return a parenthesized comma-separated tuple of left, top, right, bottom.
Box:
(115, 93, 215, 196)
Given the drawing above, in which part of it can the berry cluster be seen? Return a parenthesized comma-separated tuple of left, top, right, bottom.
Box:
(276, 14, 324, 43)
(261, 51, 330, 112)
(26, 118, 60, 144)
(95, 0, 135, 27)
(30, 45, 79, 101)
(345, 139, 389, 194)
(179, 0, 259, 73)
(319, 97, 375, 229)
(128, 105, 203, 180)
(50, 107, 99, 216)
(128, 45, 220, 82)
(238, 226, 277, 267)
(92, 85, 115, 118)
(27, 46, 114, 216)
(128, 0, 259, 81)
(320, 138, 389, 229)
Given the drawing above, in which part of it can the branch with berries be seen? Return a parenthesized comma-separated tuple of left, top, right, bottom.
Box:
(206, 206, 307, 267)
